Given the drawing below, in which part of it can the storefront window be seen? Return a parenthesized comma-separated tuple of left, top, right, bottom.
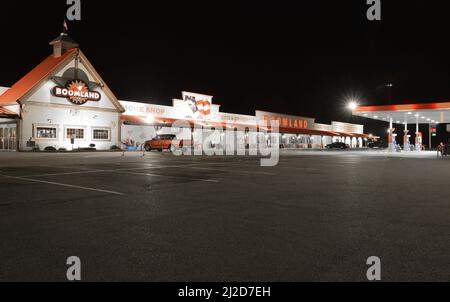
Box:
(35, 127, 57, 139)
(92, 128, 110, 141)
(66, 128, 85, 139)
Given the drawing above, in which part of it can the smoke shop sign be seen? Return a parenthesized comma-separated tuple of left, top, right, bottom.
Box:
(53, 80, 101, 105)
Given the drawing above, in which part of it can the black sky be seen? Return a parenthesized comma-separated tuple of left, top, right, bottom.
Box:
(2, 0, 450, 136)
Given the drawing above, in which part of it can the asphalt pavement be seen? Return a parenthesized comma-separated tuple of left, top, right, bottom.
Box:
(0, 150, 449, 281)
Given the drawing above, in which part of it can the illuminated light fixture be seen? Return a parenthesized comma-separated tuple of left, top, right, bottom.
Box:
(421, 117, 426, 119)
(363, 113, 368, 116)
(396, 121, 401, 123)
(415, 114, 420, 117)
(427, 118, 431, 121)
(374, 116, 379, 119)
(348, 101, 358, 111)
(146, 114, 155, 124)
(436, 122, 440, 124)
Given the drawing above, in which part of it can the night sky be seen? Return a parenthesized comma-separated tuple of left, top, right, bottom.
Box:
(2, 1, 450, 138)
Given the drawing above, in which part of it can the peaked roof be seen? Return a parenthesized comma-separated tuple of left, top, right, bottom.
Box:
(0, 49, 77, 106)
(0, 48, 125, 112)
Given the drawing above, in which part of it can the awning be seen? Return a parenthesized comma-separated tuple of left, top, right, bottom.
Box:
(0, 107, 18, 118)
(121, 115, 258, 131)
(121, 114, 370, 138)
(276, 127, 370, 138)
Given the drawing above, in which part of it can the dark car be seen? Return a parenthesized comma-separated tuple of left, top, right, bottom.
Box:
(325, 142, 349, 149)
(367, 141, 388, 149)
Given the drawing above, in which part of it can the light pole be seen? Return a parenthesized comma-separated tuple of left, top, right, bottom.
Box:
(386, 83, 393, 105)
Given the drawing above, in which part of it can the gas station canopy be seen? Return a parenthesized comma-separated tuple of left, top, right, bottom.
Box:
(352, 102, 450, 125)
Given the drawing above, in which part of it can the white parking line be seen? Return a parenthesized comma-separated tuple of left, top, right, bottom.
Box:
(111, 170, 219, 183)
(20, 170, 106, 178)
(188, 166, 275, 175)
(114, 164, 200, 172)
(0, 175, 124, 196)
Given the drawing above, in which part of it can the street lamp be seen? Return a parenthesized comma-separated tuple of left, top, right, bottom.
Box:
(347, 101, 358, 111)
(386, 83, 393, 105)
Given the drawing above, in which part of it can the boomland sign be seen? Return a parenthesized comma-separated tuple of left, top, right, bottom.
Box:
(53, 80, 101, 105)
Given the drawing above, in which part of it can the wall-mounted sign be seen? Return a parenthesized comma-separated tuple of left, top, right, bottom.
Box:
(120, 101, 171, 117)
(182, 92, 212, 119)
(255, 111, 314, 130)
(53, 80, 101, 105)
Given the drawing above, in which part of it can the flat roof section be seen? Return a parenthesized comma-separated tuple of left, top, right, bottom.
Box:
(353, 101, 450, 124)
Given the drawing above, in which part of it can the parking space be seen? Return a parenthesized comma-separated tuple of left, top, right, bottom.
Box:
(0, 150, 449, 281)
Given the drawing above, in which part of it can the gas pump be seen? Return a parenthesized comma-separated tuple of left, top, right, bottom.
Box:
(403, 129, 410, 151)
(388, 128, 396, 152)
(415, 132, 422, 151)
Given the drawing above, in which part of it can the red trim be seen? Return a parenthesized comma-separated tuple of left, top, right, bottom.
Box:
(354, 102, 450, 112)
(121, 115, 369, 137)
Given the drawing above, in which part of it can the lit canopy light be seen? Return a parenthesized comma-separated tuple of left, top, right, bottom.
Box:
(353, 101, 450, 125)
(427, 118, 431, 121)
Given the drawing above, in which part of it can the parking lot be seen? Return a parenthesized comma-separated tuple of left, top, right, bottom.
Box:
(0, 150, 449, 281)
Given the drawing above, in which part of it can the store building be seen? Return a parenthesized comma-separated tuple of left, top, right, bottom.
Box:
(0, 33, 369, 152)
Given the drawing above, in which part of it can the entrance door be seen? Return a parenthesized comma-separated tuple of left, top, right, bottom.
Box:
(0, 126, 17, 151)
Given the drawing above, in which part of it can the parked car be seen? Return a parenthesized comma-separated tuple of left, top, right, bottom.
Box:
(144, 135, 191, 152)
(367, 141, 388, 149)
(325, 142, 349, 149)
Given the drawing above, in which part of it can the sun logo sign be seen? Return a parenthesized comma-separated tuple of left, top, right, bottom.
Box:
(53, 80, 101, 105)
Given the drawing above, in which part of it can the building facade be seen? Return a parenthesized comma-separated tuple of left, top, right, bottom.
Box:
(0, 34, 368, 152)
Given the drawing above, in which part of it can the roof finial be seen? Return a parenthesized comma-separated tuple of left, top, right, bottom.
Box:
(62, 19, 69, 35)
